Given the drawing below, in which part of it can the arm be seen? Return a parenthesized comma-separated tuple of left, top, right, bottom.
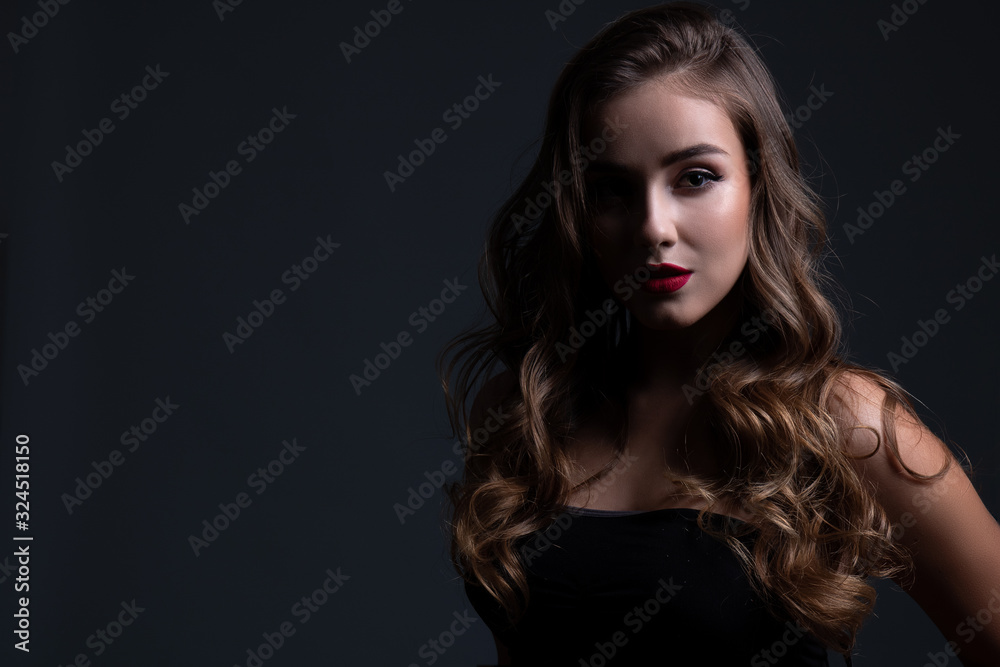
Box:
(831, 372, 1000, 666)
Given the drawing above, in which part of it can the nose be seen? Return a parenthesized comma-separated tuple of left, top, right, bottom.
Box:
(634, 184, 678, 255)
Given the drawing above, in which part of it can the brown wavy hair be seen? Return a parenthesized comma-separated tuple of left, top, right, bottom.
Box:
(435, 1, 962, 658)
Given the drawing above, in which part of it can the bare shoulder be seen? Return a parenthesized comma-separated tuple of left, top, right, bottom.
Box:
(828, 370, 1000, 663)
(826, 369, 950, 479)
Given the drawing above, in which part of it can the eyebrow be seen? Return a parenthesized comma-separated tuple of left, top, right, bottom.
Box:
(586, 143, 730, 174)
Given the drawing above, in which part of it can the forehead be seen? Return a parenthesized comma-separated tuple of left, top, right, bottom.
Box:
(582, 76, 743, 157)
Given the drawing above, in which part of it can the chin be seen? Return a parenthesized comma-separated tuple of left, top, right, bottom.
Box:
(628, 306, 705, 332)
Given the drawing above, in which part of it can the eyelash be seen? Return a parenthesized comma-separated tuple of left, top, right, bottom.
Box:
(587, 169, 723, 201)
(678, 169, 723, 190)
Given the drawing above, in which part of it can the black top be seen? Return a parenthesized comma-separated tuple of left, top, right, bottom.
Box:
(465, 505, 833, 666)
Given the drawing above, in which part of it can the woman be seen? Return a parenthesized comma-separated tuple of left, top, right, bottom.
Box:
(436, 3, 1000, 665)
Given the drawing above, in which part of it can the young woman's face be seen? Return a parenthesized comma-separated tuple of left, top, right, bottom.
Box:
(583, 76, 752, 332)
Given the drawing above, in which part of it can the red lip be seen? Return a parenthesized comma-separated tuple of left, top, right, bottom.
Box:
(643, 263, 692, 294)
(642, 273, 691, 293)
(647, 262, 691, 276)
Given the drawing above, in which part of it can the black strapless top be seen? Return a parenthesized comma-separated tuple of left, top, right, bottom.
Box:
(465, 506, 833, 666)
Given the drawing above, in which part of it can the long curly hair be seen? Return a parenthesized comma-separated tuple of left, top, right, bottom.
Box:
(435, 1, 959, 657)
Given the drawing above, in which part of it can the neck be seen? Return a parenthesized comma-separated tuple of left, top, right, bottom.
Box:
(625, 287, 744, 396)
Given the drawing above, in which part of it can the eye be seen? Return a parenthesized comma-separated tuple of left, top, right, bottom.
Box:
(586, 177, 630, 204)
(677, 169, 722, 190)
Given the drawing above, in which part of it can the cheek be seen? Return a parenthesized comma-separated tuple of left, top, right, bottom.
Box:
(690, 193, 750, 253)
(590, 218, 628, 259)
(587, 222, 611, 275)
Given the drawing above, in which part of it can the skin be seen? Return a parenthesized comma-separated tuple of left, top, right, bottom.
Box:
(831, 375, 1000, 665)
(562, 74, 756, 517)
(469, 74, 1000, 665)
(483, 75, 759, 663)
(583, 74, 753, 392)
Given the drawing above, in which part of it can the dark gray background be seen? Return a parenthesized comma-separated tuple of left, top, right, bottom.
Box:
(3, 0, 998, 665)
